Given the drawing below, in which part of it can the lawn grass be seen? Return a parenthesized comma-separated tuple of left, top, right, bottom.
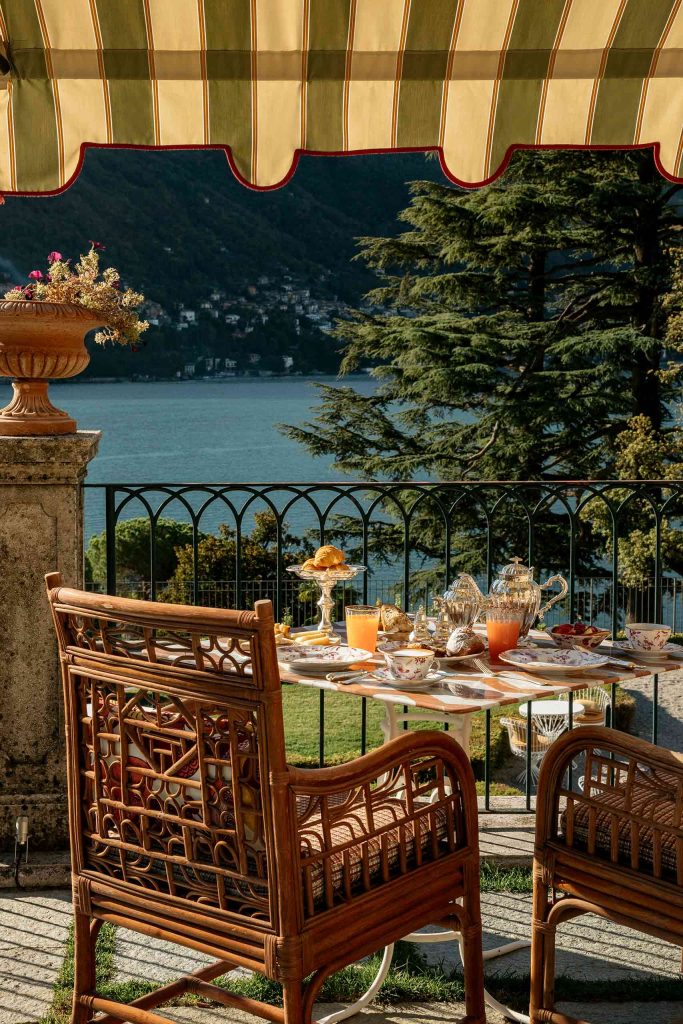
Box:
(281, 682, 509, 780)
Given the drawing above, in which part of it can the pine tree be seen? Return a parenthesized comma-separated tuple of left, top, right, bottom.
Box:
(287, 150, 681, 478)
(283, 150, 683, 579)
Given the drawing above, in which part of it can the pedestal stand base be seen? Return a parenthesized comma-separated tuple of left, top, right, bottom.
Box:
(0, 380, 76, 436)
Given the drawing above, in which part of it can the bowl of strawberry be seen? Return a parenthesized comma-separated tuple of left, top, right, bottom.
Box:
(549, 622, 610, 650)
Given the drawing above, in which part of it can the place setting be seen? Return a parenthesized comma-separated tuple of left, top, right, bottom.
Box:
(275, 546, 650, 697)
(606, 622, 683, 666)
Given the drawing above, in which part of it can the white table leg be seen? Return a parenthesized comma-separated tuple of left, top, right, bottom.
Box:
(314, 944, 395, 1024)
(376, 705, 530, 1023)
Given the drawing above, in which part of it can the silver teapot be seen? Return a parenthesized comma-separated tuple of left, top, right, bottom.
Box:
(488, 557, 568, 638)
(438, 559, 568, 640)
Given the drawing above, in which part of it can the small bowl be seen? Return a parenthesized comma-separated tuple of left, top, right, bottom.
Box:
(548, 626, 611, 650)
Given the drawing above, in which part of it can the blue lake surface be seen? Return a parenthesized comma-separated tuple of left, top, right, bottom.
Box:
(0, 375, 378, 539)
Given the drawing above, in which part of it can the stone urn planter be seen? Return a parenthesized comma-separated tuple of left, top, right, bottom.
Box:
(0, 300, 104, 435)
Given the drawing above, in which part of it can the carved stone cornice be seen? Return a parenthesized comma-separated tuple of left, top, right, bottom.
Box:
(0, 431, 100, 483)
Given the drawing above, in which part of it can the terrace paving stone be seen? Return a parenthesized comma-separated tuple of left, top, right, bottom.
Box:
(162, 1001, 508, 1023)
(3, 883, 681, 1023)
(420, 892, 682, 981)
(0, 890, 71, 1024)
(159, 1000, 683, 1023)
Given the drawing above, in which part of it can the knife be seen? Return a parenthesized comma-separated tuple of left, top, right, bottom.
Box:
(606, 657, 640, 670)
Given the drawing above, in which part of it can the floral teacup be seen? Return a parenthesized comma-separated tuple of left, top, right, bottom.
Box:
(625, 622, 672, 651)
(383, 647, 435, 681)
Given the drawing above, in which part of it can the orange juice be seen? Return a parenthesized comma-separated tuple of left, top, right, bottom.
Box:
(345, 606, 380, 653)
(486, 618, 521, 664)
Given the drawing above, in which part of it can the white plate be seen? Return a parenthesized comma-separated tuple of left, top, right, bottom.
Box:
(277, 644, 374, 672)
(372, 668, 445, 690)
(437, 651, 486, 667)
(498, 648, 610, 674)
(611, 640, 683, 662)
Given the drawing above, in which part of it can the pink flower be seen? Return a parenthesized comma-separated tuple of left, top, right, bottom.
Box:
(23, 286, 33, 299)
(47, 251, 62, 263)
(28, 270, 43, 280)
(89, 240, 105, 251)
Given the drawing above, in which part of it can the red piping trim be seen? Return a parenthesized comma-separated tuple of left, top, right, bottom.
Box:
(0, 139, 680, 199)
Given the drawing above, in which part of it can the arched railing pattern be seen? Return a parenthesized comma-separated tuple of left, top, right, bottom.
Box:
(86, 479, 683, 804)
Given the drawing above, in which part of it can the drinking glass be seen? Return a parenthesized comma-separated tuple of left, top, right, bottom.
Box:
(345, 605, 380, 653)
(485, 598, 525, 664)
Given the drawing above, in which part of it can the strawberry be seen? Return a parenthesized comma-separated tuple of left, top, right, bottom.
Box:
(572, 622, 587, 635)
(554, 623, 573, 635)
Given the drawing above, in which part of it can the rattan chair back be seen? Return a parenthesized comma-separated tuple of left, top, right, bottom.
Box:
(47, 575, 288, 932)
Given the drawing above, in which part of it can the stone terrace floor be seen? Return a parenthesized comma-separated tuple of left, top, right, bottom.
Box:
(3, 804, 682, 1024)
(1, 669, 681, 1024)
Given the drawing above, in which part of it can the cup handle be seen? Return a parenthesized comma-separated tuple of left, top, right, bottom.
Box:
(428, 656, 437, 674)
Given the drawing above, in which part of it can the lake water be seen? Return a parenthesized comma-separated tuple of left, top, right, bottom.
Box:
(0, 375, 378, 539)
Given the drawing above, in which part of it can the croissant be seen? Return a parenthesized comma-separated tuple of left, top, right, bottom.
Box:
(313, 544, 345, 567)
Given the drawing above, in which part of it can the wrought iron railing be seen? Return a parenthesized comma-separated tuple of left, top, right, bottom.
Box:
(84, 480, 683, 807)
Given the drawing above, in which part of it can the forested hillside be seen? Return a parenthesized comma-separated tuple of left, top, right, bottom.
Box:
(0, 149, 445, 378)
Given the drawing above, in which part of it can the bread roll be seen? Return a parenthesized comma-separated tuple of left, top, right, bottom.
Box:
(378, 603, 413, 635)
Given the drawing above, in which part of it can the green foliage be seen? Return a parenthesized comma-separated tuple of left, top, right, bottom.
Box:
(582, 416, 683, 585)
(166, 511, 306, 606)
(86, 517, 194, 585)
(283, 149, 683, 577)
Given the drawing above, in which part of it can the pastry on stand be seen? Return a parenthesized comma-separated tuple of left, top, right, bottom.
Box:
(287, 545, 366, 642)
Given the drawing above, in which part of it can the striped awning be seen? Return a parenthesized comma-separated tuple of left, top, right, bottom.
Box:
(1, 0, 683, 195)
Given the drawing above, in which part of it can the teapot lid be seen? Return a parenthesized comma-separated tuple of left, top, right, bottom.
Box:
(499, 556, 533, 578)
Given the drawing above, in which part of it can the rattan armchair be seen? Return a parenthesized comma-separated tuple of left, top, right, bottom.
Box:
(530, 725, 683, 1024)
(46, 575, 485, 1024)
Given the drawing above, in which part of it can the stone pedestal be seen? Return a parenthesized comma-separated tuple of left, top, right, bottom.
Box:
(0, 432, 100, 850)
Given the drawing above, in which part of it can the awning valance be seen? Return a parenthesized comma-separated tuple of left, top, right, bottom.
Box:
(1, 0, 682, 195)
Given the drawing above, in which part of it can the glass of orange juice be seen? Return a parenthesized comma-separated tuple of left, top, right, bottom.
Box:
(485, 598, 525, 664)
(345, 605, 381, 653)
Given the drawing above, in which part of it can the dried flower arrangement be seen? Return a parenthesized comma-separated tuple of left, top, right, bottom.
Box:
(3, 242, 148, 347)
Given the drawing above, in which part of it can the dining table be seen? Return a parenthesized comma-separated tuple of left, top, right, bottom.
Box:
(277, 626, 665, 758)
(277, 626, 681, 1024)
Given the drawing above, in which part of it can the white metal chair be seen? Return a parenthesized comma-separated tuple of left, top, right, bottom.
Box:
(500, 716, 553, 788)
(570, 685, 610, 726)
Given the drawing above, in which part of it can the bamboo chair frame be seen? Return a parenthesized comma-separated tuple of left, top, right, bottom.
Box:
(530, 726, 683, 1024)
(46, 575, 485, 1024)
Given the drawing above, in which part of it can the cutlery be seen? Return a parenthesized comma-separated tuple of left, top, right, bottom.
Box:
(326, 670, 378, 685)
(606, 657, 641, 670)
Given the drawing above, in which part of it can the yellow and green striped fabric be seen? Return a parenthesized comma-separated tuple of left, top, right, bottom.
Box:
(0, 0, 682, 193)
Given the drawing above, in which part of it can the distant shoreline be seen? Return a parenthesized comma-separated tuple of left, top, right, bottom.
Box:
(45, 371, 371, 386)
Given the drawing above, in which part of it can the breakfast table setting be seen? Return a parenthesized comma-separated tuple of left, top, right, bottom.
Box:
(275, 546, 683, 1024)
(277, 546, 680, 758)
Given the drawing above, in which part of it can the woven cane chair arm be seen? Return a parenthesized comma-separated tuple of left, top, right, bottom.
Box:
(287, 730, 475, 798)
(535, 727, 683, 876)
(288, 731, 479, 918)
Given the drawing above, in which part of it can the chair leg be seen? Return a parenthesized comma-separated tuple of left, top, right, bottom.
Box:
(72, 911, 97, 1024)
(530, 872, 554, 1023)
(283, 978, 305, 1024)
(460, 865, 486, 1024)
